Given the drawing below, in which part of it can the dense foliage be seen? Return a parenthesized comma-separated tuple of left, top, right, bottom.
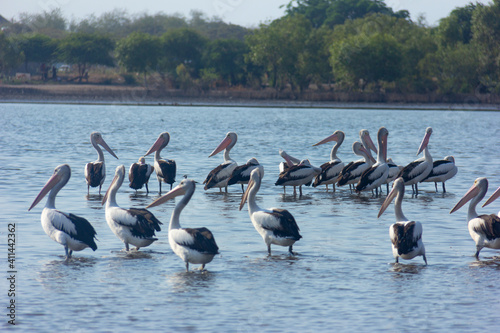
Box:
(1, 0, 499, 96)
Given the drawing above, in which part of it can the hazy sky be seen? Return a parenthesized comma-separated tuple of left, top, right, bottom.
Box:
(1, 0, 491, 27)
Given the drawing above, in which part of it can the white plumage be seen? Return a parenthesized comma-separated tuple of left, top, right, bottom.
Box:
(84, 131, 118, 195)
(204, 132, 238, 192)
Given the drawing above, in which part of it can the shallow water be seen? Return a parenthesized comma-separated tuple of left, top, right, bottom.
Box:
(1, 103, 500, 331)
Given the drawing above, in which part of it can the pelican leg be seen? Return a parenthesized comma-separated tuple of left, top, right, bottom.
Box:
(288, 245, 297, 255)
(299, 186, 303, 196)
(386, 183, 390, 194)
(145, 183, 149, 194)
(475, 247, 482, 260)
(415, 183, 419, 196)
(283, 186, 286, 194)
(125, 243, 130, 251)
(267, 244, 272, 256)
(99, 184, 102, 195)
(170, 183, 173, 190)
(442, 182, 446, 193)
(64, 246, 72, 260)
(293, 186, 297, 195)
(395, 257, 399, 263)
(159, 181, 162, 195)
(423, 254, 428, 265)
(185, 262, 189, 272)
(225, 186, 228, 193)
(241, 184, 245, 192)
(434, 182, 438, 192)
(87, 185, 90, 195)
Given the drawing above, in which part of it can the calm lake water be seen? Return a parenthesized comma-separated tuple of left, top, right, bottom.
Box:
(1, 103, 500, 332)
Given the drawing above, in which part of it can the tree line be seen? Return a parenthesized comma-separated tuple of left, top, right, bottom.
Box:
(0, 0, 499, 96)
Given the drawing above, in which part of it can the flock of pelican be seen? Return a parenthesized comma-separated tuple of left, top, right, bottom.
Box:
(28, 127, 500, 270)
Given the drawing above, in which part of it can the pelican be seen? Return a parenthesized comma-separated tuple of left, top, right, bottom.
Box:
(240, 166, 302, 255)
(29, 164, 97, 259)
(102, 165, 162, 251)
(84, 132, 118, 195)
(450, 178, 500, 259)
(147, 179, 219, 271)
(378, 177, 427, 264)
(421, 156, 457, 193)
(355, 127, 389, 195)
(336, 141, 376, 190)
(483, 185, 500, 215)
(275, 159, 321, 196)
(278, 149, 300, 173)
(312, 130, 345, 191)
(203, 132, 238, 192)
(129, 156, 154, 194)
(145, 132, 176, 194)
(398, 127, 433, 195)
(228, 157, 261, 192)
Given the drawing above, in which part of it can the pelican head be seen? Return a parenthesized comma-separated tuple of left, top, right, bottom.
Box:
(91, 132, 118, 159)
(147, 178, 196, 208)
(313, 130, 345, 147)
(209, 132, 237, 157)
(29, 164, 71, 211)
(417, 127, 432, 156)
(145, 132, 171, 156)
(450, 177, 488, 214)
(378, 177, 405, 218)
(102, 165, 126, 205)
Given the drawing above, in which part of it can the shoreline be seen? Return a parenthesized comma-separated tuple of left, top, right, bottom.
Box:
(1, 84, 499, 110)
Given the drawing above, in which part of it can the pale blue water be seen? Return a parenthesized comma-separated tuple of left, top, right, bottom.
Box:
(1, 103, 500, 332)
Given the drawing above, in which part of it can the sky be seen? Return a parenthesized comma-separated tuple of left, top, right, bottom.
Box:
(1, 0, 492, 27)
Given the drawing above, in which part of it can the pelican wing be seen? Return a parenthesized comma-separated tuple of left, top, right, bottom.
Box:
(129, 163, 151, 190)
(472, 214, 500, 240)
(52, 210, 97, 250)
(275, 164, 313, 186)
(85, 162, 104, 187)
(172, 228, 219, 254)
(258, 208, 302, 240)
(204, 161, 236, 189)
(390, 221, 422, 255)
(228, 163, 258, 185)
(337, 161, 366, 185)
(112, 208, 162, 238)
(157, 159, 176, 184)
(313, 161, 343, 187)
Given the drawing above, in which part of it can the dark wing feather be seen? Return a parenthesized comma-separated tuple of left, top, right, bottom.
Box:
(266, 209, 302, 240)
(475, 214, 500, 240)
(204, 163, 232, 189)
(181, 228, 219, 254)
(422, 160, 451, 180)
(129, 164, 149, 190)
(391, 222, 420, 255)
(337, 161, 364, 186)
(86, 162, 103, 187)
(275, 164, 310, 186)
(398, 161, 423, 182)
(355, 166, 377, 192)
(313, 161, 342, 187)
(126, 208, 163, 238)
(58, 211, 98, 251)
(158, 159, 176, 185)
(228, 164, 251, 185)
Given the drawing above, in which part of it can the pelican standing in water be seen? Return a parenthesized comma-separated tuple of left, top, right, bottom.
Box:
(275, 159, 321, 196)
(29, 164, 97, 260)
(336, 141, 376, 190)
(450, 178, 500, 259)
(378, 177, 427, 264)
(421, 156, 457, 193)
(204, 132, 238, 192)
(145, 132, 176, 194)
(312, 130, 345, 191)
(398, 127, 433, 195)
(147, 179, 219, 271)
(241, 166, 302, 255)
(129, 156, 154, 194)
(228, 157, 261, 192)
(85, 132, 118, 195)
(102, 165, 162, 251)
(355, 127, 389, 195)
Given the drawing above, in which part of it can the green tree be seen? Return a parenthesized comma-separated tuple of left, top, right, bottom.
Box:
(16, 34, 57, 71)
(57, 33, 114, 82)
(17, 9, 67, 38)
(159, 28, 207, 78)
(438, 3, 478, 46)
(0, 32, 24, 76)
(246, 15, 312, 91)
(203, 39, 247, 85)
(330, 32, 403, 88)
(116, 32, 161, 87)
(284, 0, 407, 28)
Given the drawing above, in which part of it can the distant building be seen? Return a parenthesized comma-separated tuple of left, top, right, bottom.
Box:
(0, 14, 10, 30)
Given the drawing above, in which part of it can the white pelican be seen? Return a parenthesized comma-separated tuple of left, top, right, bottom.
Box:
(278, 149, 300, 173)
(203, 132, 238, 192)
(355, 127, 389, 195)
(29, 164, 97, 259)
(240, 166, 302, 255)
(129, 156, 154, 194)
(275, 159, 321, 196)
(421, 156, 457, 193)
(145, 132, 176, 194)
(147, 179, 219, 271)
(102, 165, 162, 251)
(336, 141, 376, 190)
(398, 127, 433, 195)
(450, 178, 500, 259)
(483, 185, 500, 215)
(84, 132, 118, 195)
(312, 130, 345, 191)
(228, 157, 261, 192)
(378, 177, 427, 264)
